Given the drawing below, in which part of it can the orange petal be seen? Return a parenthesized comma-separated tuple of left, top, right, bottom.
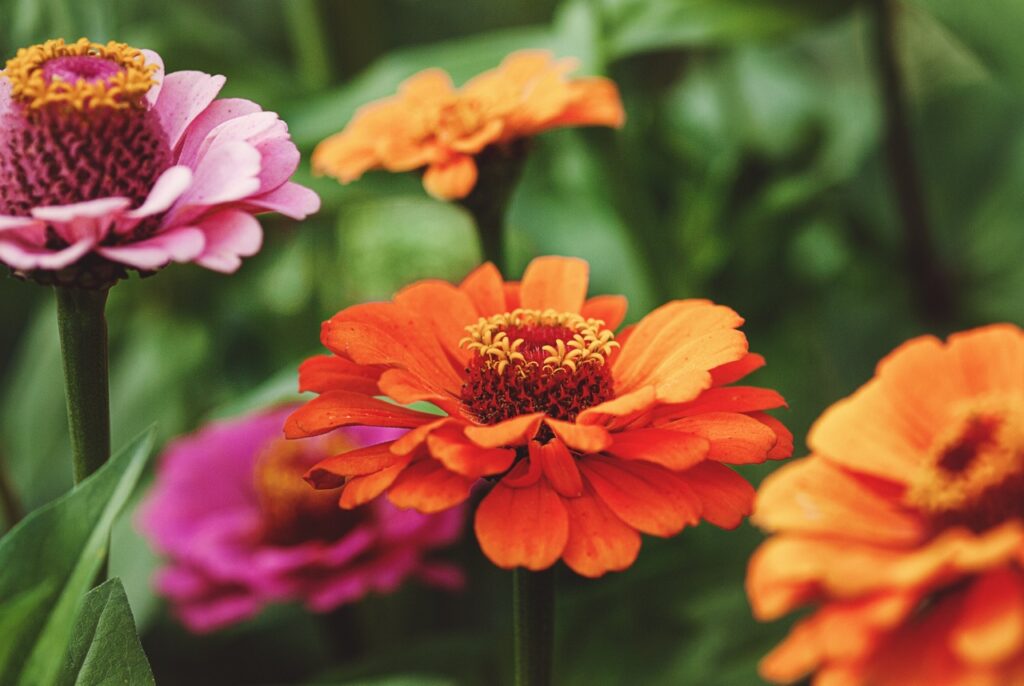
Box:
(460, 262, 507, 316)
(284, 391, 438, 438)
(423, 154, 478, 200)
(562, 486, 640, 578)
(399, 68, 455, 99)
(663, 412, 778, 464)
(519, 256, 589, 313)
(947, 324, 1024, 397)
(530, 439, 583, 498)
(297, 355, 382, 395)
(323, 302, 463, 396)
(679, 462, 754, 529)
(502, 455, 543, 488)
(659, 386, 787, 419)
(580, 457, 701, 537)
(464, 412, 543, 448)
(394, 280, 479, 364)
(709, 353, 765, 387)
(474, 477, 569, 570)
(545, 418, 611, 453)
(951, 567, 1024, 665)
(305, 441, 403, 488)
(378, 369, 460, 411)
(386, 459, 475, 513)
(752, 412, 794, 460)
(604, 428, 709, 470)
(426, 425, 516, 478)
(753, 457, 925, 545)
(545, 78, 625, 130)
(339, 454, 412, 509)
(503, 281, 521, 310)
(580, 294, 628, 330)
(613, 300, 749, 404)
(577, 386, 656, 426)
(390, 417, 452, 455)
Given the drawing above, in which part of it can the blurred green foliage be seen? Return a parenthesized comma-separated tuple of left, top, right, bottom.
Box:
(0, 0, 1022, 683)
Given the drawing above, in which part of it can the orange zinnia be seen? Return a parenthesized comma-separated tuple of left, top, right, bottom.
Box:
(748, 324, 1024, 685)
(311, 50, 624, 200)
(286, 256, 791, 577)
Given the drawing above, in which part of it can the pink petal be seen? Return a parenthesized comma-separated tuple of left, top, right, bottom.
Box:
(31, 198, 130, 245)
(254, 136, 300, 193)
(127, 166, 193, 220)
(0, 236, 94, 271)
(177, 98, 263, 169)
(243, 182, 320, 219)
(95, 227, 206, 269)
(155, 71, 227, 150)
(194, 210, 262, 272)
(141, 49, 164, 107)
(165, 141, 262, 226)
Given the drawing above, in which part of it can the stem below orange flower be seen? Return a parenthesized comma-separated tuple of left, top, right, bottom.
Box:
(513, 567, 554, 686)
(459, 142, 527, 270)
(871, 0, 954, 324)
(55, 286, 111, 483)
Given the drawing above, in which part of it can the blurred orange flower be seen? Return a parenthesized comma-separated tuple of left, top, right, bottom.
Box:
(287, 256, 791, 577)
(312, 51, 625, 200)
(748, 324, 1024, 686)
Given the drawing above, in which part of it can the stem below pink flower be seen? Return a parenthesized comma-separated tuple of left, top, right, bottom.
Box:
(55, 286, 111, 483)
(513, 567, 554, 686)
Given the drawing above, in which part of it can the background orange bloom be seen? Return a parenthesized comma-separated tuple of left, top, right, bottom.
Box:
(288, 256, 791, 576)
(748, 325, 1024, 686)
(311, 50, 624, 199)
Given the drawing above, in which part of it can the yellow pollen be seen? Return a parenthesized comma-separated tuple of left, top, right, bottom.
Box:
(905, 394, 1024, 517)
(460, 308, 618, 376)
(5, 38, 158, 111)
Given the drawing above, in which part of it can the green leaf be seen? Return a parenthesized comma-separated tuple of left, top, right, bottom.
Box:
(601, 0, 856, 59)
(55, 578, 155, 686)
(906, 0, 1024, 90)
(0, 428, 155, 686)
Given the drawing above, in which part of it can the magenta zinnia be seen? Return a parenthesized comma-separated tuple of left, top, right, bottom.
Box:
(139, 406, 465, 633)
(0, 38, 319, 286)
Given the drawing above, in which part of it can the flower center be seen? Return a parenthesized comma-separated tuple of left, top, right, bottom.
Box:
(254, 436, 366, 546)
(906, 394, 1024, 532)
(459, 308, 618, 425)
(5, 38, 157, 110)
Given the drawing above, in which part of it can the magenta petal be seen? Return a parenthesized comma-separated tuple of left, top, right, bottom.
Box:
(244, 182, 321, 220)
(194, 210, 262, 273)
(96, 227, 205, 269)
(154, 71, 227, 150)
(31, 197, 131, 224)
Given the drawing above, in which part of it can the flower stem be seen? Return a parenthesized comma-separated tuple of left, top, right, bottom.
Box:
(871, 0, 954, 324)
(55, 287, 111, 484)
(513, 567, 554, 686)
(459, 142, 528, 270)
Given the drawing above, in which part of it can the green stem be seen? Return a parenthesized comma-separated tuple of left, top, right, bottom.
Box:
(871, 0, 954, 324)
(55, 287, 111, 484)
(459, 143, 528, 271)
(513, 567, 554, 686)
(284, 0, 332, 90)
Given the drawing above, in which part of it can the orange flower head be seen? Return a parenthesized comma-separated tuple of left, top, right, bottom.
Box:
(747, 324, 1024, 686)
(312, 51, 625, 200)
(287, 256, 791, 577)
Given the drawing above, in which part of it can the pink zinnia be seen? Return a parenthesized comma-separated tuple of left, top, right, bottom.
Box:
(139, 407, 465, 633)
(0, 38, 319, 287)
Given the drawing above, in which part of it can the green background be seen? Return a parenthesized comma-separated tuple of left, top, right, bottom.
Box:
(0, 0, 1021, 683)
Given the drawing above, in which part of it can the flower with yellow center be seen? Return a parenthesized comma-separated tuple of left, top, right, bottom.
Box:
(748, 324, 1024, 686)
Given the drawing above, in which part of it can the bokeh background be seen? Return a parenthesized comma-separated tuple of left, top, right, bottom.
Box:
(1, 0, 1022, 683)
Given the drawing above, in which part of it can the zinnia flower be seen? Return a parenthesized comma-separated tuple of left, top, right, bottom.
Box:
(286, 256, 791, 577)
(747, 324, 1024, 685)
(0, 38, 319, 287)
(139, 406, 464, 633)
(312, 50, 624, 200)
